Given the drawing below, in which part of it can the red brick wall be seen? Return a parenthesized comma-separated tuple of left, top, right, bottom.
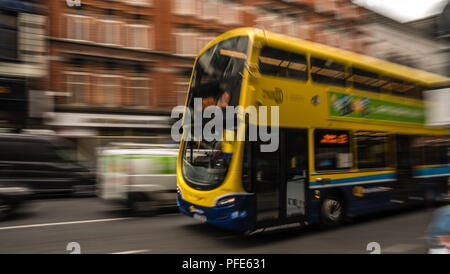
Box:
(47, 0, 367, 112)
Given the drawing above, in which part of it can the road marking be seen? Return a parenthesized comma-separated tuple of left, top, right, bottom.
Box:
(382, 244, 423, 254)
(0, 217, 133, 231)
(215, 234, 240, 240)
(110, 249, 150, 254)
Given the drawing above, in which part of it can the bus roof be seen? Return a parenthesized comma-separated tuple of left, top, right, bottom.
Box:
(209, 28, 450, 87)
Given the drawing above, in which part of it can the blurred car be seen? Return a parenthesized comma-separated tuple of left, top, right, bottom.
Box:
(0, 181, 32, 220)
(427, 205, 450, 254)
(98, 143, 178, 213)
(0, 133, 96, 197)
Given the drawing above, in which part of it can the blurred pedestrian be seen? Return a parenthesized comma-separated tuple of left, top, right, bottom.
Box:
(427, 205, 450, 254)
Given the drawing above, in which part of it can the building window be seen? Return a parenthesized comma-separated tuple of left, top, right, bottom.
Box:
(18, 13, 46, 64)
(255, 11, 280, 33)
(66, 14, 91, 41)
(197, 0, 217, 20)
(314, 129, 352, 171)
(126, 77, 150, 107)
(122, 0, 152, 7)
(196, 34, 215, 53)
(0, 10, 18, 60)
(174, 29, 198, 55)
(66, 71, 90, 105)
(127, 24, 152, 49)
(355, 131, 388, 169)
(223, 3, 241, 26)
(173, 0, 196, 16)
(270, 16, 295, 36)
(175, 76, 190, 106)
(98, 20, 122, 45)
(96, 73, 122, 106)
(283, 18, 296, 37)
(297, 23, 311, 40)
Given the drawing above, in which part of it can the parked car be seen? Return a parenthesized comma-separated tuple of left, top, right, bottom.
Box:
(98, 143, 178, 213)
(0, 133, 96, 197)
(0, 181, 32, 220)
(427, 205, 450, 254)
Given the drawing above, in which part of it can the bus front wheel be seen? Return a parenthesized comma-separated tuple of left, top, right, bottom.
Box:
(320, 195, 345, 228)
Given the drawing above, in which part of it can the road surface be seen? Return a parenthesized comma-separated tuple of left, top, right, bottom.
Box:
(0, 197, 439, 254)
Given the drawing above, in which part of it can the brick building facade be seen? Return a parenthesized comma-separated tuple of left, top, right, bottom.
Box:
(43, 0, 366, 161)
(47, 0, 365, 110)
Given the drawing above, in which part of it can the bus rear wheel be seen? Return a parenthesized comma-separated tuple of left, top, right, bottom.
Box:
(320, 195, 345, 228)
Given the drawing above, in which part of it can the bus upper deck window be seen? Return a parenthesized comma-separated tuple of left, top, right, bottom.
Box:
(310, 57, 346, 87)
(258, 47, 308, 82)
(350, 68, 384, 93)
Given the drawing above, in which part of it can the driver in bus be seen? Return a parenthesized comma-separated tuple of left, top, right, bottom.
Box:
(217, 90, 231, 108)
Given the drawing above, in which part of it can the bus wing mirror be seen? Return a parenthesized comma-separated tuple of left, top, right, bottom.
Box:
(246, 63, 260, 79)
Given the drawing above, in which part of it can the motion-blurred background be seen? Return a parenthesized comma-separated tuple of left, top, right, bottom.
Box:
(0, 0, 449, 254)
(0, 0, 448, 164)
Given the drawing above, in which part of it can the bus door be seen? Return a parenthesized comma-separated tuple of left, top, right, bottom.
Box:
(392, 135, 419, 202)
(253, 129, 308, 228)
(252, 136, 281, 226)
(283, 129, 308, 223)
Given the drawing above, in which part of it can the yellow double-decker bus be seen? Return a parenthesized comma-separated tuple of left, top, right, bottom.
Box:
(176, 28, 450, 232)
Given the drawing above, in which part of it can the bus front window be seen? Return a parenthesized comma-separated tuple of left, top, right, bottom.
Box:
(182, 36, 249, 190)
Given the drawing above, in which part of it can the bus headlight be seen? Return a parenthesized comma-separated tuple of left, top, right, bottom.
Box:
(216, 196, 236, 207)
(177, 185, 182, 197)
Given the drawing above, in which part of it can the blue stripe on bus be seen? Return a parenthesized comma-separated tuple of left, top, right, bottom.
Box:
(309, 172, 396, 187)
(309, 166, 450, 188)
(414, 166, 450, 177)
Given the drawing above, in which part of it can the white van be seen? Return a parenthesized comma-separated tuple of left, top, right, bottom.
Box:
(97, 143, 178, 212)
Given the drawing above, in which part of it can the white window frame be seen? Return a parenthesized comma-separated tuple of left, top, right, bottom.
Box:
(98, 19, 123, 46)
(121, 0, 152, 7)
(255, 11, 278, 32)
(199, 0, 216, 21)
(127, 24, 152, 50)
(127, 76, 150, 108)
(174, 77, 190, 106)
(65, 71, 90, 105)
(195, 35, 213, 53)
(223, 3, 241, 26)
(174, 30, 198, 56)
(65, 14, 91, 41)
(297, 23, 310, 40)
(96, 73, 123, 106)
(173, 0, 196, 16)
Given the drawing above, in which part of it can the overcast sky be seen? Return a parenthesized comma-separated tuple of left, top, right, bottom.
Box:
(352, 0, 449, 22)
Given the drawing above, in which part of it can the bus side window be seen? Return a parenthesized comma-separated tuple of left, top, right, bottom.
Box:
(258, 47, 308, 82)
(382, 77, 420, 99)
(310, 57, 347, 87)
(411, 136, 425, 166)
(355, 131, 389, 169)
(350, 68, 384, 93)
(314, 129, 352, 171)
(423, 136, 450, 165)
